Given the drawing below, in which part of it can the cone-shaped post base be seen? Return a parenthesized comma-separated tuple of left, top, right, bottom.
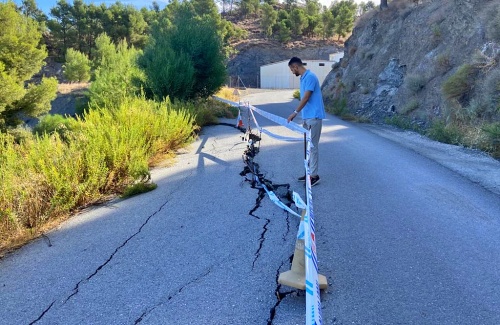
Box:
(278, 271, 328, 290)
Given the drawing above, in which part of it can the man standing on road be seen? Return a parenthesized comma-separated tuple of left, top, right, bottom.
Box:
(287, 57, 326, 187)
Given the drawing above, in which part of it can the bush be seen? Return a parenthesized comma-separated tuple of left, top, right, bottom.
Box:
(327, 97, 348, 116)
(482, 67, 500, 114)
(0, 96, 196, 249)
(215, 87, 240, 102)
(385, 115, 421, 132)
(63, 49, 91, 82)
(293, 90, 300, 100)
(185, 98, 238, 127)
(89, 36, 144, 108)
(400, 99, 419, 114)
(121, 182, 158, 198)
(426, 120, 463, 145)
(435, 53, 451, 74)
(33, 114, 80, 140)
(140, 5, 226, 101)
(442, 64, 477, 101)
(405, 74, 426, 94)
(482, 122, 500, 157)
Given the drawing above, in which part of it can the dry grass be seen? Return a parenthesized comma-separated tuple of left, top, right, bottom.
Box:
(57, 82, 90, 95)
(215, 86, 243, 102)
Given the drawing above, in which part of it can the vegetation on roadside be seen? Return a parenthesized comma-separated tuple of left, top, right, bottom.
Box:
(0, 2, 58, 129)
(0, 0, 243, 253)
(0, 96, 195, 251)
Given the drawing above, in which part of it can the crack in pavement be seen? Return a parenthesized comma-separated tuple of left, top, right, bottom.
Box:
(62, 198, 171, 305)
(267, 257, 298, 325)
(239, 129, 302, 324)
(29, 168, 195, 324)
(29, 301, 55, 325)
(134, 267, 213, 324)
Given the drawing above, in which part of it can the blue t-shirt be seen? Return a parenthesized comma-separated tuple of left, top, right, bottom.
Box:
(300, 70, 326, 119)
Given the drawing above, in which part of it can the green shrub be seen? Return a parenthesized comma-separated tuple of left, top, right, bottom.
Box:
(89, 37, 144, 109)
(482, 122, 500, 157)
(400, 99, 419, 114)
(63, 49, 91, 82)
(385, 115, 421, 132)
(183, 98, 237, 127)
(327, 97, 348, 116)
(0, 95, 196, 248)
(293, 90, 300, 99)
(431, 24, 442, 45)
(426, 120, 463, 145)
(482, 67, 500, 114)
(435, 53, 451, 74)
(442, 64, 476, 100)
(406, 74, 426, 94)
(140, 5, 226, 101)
(121, 182, 158, 198)
(33, 114, 80, 140)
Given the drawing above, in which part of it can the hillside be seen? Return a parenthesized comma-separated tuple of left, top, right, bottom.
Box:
(226, 14, 343, 88)
(322, 0, 500, 156)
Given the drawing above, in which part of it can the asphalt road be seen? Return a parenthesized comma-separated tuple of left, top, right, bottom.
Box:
(1, 90, 499, 325)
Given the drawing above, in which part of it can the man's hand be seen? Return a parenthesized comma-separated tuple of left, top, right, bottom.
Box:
(287, 111, 297, 123)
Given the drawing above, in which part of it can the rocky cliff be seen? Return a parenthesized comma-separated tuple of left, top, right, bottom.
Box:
(322, 0, 500, 131)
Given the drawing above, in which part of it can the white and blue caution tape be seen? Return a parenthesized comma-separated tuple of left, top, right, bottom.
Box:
(303, 135, 323, 325)
(247, 103, 306, 135)
(213, 96, 323, 325)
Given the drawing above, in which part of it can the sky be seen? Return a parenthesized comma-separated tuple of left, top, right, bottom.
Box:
(8, 0, 380, 16)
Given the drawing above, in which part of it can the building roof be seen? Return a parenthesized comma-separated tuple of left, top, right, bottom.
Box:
(260, 59, 332, 68)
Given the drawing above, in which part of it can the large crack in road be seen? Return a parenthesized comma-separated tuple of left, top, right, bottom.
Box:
(29, 170, 195, 324)
(239, 130, 300, 324)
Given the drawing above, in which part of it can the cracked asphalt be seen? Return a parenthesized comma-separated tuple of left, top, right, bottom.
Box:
(1, 90, 500, 325)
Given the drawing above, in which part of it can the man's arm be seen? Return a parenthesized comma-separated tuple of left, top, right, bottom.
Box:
(287, 90, 312, 123)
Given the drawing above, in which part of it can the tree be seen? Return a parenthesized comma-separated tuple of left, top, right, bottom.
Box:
(89, 35, 144, 107)
(47, 0, 77, 57)
(19, 0, 47, 25)
(358, 1, 375, 16)
(261, 3, 278, 37)
(289, 8, 308, 35)
(63, 48, 91, 82)
(239, 0, 259, 17)
(331, 1, 356, 40)
(139, 4, 226, 100)
(275, 20, 291, 43)
(305, 0, 321, 16)
(321, 8, 335, 39)
(92, 33, 115, 69)
(380, 0, 388, 10)
(285, 0, 297, 11)
(0, 2, 57, 128)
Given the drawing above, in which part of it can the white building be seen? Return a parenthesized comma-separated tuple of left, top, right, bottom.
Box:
(260, 53, 344, 89)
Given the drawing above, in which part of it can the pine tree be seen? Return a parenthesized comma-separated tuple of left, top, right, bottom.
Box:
(261, 3, 278, 37)
(63, 48, 91, 82)
(0, 2, 57, 128)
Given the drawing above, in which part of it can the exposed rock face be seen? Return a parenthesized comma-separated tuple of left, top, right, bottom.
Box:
(322, 0, 500, 125)
(227, 39, 341, 88)
(361, 58, 407, 117)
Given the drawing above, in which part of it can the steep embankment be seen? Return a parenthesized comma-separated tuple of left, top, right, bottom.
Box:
(322, 0, 500, 151)
(227, 18, 342, 88)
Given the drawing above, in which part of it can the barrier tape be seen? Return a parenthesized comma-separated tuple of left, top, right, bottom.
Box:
(304, 139, 322, 325)
(246, 103, 307, 135)
(213, 95, 323, 325)
(248, 108, 303, 142)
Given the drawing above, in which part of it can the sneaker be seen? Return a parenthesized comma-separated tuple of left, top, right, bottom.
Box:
(298, 175, 306, 182)
(311, 175, 320, 187)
